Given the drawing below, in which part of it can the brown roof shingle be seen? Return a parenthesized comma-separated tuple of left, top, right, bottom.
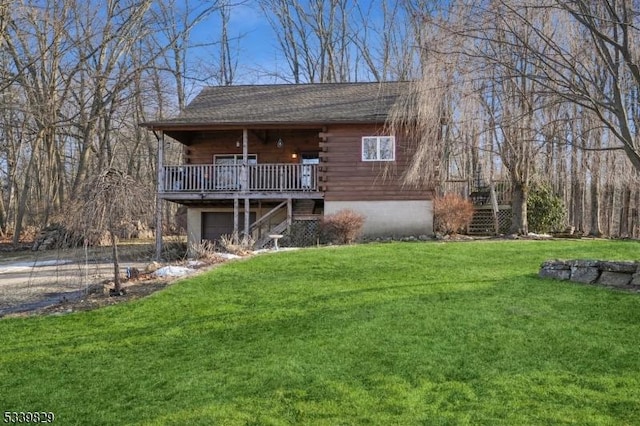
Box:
(142, 81, 411, 128)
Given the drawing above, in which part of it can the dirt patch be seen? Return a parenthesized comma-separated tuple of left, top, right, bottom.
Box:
(3, 275, 175, 318)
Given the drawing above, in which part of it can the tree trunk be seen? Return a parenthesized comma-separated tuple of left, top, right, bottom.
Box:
(510, 182, 528, 235)
(619, 185, 631, 237)
(0, 192, 7, 238)
(588, 173, 602, 237)
(587, 129, 602, 236)
(606, 183, 616, 236)
(111, 228, 121, 293)
(12, 146, 37, 245)
(571, 179, 584, 234)
(633, 189, 640, 238)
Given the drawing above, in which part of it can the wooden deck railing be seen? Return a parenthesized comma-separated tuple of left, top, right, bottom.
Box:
(161, 164, 318, 193)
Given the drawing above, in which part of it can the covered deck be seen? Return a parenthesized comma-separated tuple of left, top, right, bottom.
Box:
(160, 163, 321, 200)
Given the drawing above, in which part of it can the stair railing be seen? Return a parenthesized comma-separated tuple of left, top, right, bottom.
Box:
(249, 199, 292, 245)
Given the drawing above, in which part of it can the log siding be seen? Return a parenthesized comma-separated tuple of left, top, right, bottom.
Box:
(321, 124, 432, 202)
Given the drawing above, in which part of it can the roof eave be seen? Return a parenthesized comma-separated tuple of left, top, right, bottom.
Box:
(140, 119, 390, 131)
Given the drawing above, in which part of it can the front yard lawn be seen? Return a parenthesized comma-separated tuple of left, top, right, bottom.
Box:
(1, 240, 640, 424)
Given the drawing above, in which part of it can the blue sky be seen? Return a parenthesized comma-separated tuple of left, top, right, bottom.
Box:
(186, 0, 390, 85)
(187, 1, 292, 84)
(216, 2, 277, 79)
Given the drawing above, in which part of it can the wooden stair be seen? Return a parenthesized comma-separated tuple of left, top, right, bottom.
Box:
(253, 199, 322, 249)
(255, 220, 289, 249)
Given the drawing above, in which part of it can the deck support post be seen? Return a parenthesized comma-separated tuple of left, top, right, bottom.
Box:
(287, 198, 293, 225)
(244, 198, 250, 240)
(242, 129, 250, 241)
(233, 196, 239, 244)
(241, 129, 248, 191)
(155, 130, 164, 261)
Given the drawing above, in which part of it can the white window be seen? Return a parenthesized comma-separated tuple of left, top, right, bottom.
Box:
(362, 136, 395, 161)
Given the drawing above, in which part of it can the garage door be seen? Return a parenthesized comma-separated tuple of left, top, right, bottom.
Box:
(202, 212, 255, 242)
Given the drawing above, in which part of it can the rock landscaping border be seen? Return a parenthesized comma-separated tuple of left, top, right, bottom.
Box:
(539, 260, 640, 290)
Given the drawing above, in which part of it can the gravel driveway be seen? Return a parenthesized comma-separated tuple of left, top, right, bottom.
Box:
(0, 248, 153, 316)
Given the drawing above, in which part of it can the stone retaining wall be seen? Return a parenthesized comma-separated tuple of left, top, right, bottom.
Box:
(539, 260, 640, 289)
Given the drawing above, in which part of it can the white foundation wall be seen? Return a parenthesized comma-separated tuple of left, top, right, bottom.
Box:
(186, 208, 203, 247)
(324, 200, 433, 238)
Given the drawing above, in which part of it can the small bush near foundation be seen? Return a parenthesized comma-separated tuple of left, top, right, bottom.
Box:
(162, 241, 189, 261)
(320, 209, 365, 245)
(434, 194, 474, 235)
(220, 232, 254, 255)
(189, 239, 220, 261)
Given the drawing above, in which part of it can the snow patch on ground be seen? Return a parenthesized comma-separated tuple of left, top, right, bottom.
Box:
(153, 266, 196, 277)
(217, 253, 242, 260)
(527, 232, 553, 239)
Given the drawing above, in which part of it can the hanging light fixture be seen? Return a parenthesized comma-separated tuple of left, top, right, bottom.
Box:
(276, 138, 284, 148)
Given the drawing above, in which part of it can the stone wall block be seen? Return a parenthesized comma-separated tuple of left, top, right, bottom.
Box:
(568, 260, 599, 268)
(540, 259, 640, 289)
(597, 271, 632, 287)
(539, 268, 571, 281)
(570, 267, 600, 284)
(598, 261, 638, 273)
(541, 260, 570, 270)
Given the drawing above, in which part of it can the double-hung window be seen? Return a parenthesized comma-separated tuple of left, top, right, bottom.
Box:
(362, 136, 395, 161)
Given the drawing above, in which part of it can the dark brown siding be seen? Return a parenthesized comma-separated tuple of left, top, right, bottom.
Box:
(321, 124, 432, 202)
(173, 124, 432, 203)
(183, 129, 321, 165)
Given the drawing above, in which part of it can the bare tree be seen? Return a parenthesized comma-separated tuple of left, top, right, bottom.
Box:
(216, 0, 238, 85)
(476, 0, 640, 234)
(260, 0, 356, 82)
(351, 0, 424, 80)
(0, 0, 226, 244)
(151, 0, 222, 110)
(389, 1, 556, 233)
(1, 0, 77, 243)
(389, 0, 640, 235)
(64, 169, 150, 294)
(483, 1, 640, 172)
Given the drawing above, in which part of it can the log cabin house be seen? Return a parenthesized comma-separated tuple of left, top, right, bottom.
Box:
(142, 82, 434, 253)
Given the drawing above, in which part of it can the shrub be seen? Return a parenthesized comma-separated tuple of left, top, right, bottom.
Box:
(433, 194, 475, 235)
(189, 239, 221, 261)
(162, 241, 189, 261)
(219, 232, 254, 255)
(320, 209, 365, 244)
(527, 184, 566, 233)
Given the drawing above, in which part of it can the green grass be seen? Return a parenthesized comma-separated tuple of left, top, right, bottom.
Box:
(1, 240, 640, 425)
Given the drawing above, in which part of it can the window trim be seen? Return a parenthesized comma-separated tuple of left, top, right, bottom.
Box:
(361, 136, 395, 162)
